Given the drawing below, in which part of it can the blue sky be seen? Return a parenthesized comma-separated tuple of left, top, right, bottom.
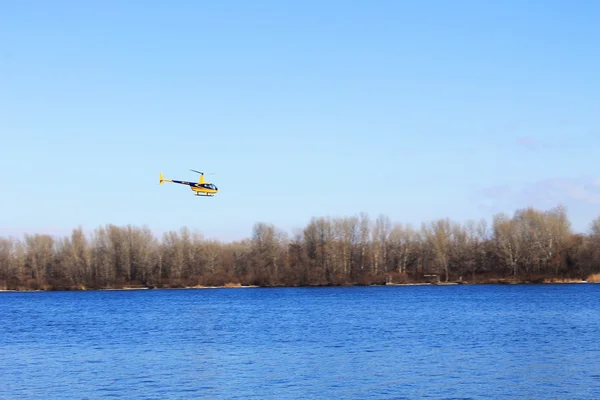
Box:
(1, 0, 599, 241)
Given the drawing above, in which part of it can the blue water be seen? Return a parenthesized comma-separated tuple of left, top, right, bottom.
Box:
(1, 284, 599, 399)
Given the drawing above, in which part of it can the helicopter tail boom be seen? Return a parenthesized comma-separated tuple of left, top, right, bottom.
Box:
(159, 172, 173, 185)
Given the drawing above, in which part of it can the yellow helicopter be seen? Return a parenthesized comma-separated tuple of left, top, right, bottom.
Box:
(159, 169, 218, 197)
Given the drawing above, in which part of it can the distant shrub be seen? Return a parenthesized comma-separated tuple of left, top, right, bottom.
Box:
(587, 273, 600, 283)
(203, 271, 230, 287)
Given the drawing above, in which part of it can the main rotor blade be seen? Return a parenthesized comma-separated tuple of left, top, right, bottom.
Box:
(190, 169, 215, 175)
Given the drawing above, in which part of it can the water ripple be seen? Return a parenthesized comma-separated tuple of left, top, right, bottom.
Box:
(1, 284, 599, 399)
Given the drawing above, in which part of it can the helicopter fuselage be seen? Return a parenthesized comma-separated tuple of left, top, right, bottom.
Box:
(171, 179, 218, 195)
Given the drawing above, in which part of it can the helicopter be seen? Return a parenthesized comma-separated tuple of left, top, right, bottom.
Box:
(159, 169, 218, 197)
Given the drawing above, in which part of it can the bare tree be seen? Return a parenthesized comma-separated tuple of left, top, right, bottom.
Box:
(541, 205, 572, 275)
(493, 213, 523, 277)
(23, 233, 55, 289)
(56, 226, 91, 288)
(333, 216, 359, 280)
(422, 218, 454, 282)
(0, 237, 14, 289)
(358, 212, 371, 276)
(372, 214, 392, 276)
(162, 230, 185, 285)
(90, 226, 113, 287)
(250, 222, 282, 285)
(1, 202, 597, 290)
(303, 217, 336, 284)
(388, 223, 417, 275)
(463, 218, 488, 279)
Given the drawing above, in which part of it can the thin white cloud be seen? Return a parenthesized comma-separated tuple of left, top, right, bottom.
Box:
(516, 136, 538, 149)
(568, 183, 600, 204)
(514, 135, 591, 151)
(475, 175, 600, 210)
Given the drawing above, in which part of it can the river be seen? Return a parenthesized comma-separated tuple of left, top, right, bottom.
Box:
(1, 284, 599, 399)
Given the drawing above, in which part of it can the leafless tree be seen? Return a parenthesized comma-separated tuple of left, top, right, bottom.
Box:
(422, 218, 454, 282)
(0, 204, 598, 290)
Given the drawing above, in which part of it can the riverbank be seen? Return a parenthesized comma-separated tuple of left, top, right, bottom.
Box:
(1, 278, 597, 292)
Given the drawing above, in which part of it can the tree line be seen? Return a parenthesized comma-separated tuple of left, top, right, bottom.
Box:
(1, 204, 600, 291)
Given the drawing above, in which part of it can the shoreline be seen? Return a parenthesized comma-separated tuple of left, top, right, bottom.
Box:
(0, 279, 595, 293)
